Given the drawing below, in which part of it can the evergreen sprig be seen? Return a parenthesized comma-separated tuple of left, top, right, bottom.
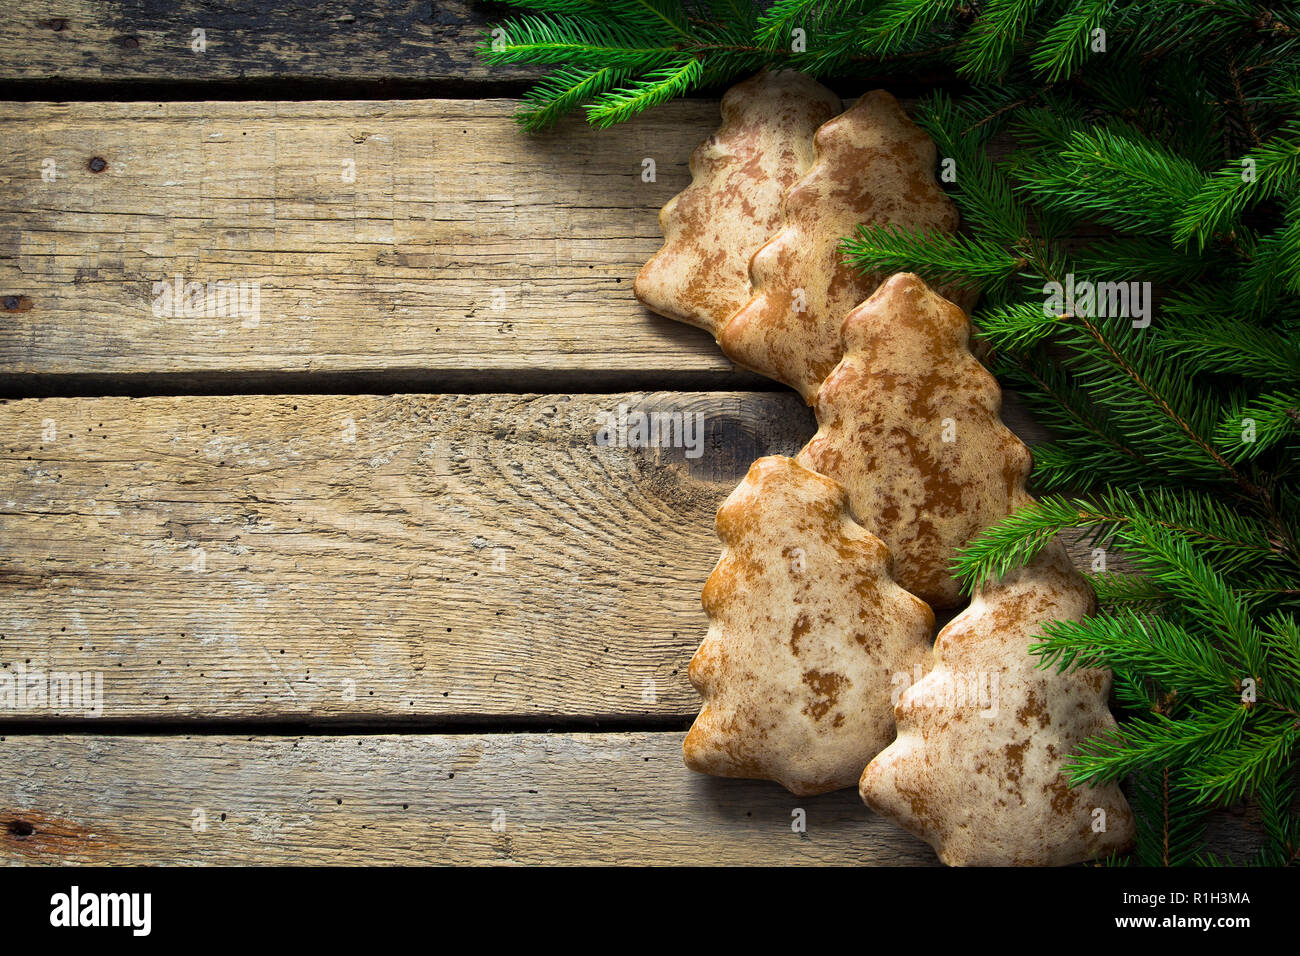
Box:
(480, 0, 1300, 865)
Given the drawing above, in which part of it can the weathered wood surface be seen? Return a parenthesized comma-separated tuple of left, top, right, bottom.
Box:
(0, 42, 1177, 867)
(0, 732, 939, 865)
(0, 391, 813, 720)
(0, 97, 1049, 393)
(0, 732, 1265, 865)
(0, 390, 1082, 722)
(2, 1, 541, 85)
(0, 98, 749, 390)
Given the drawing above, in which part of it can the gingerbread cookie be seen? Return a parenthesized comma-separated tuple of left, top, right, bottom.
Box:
(635, 70, 840, 335)
(860, 540, 1136, 866)
(795, 273, 1031, 609)
(719, 91, 961, 402)
(684, 455, 935, 796)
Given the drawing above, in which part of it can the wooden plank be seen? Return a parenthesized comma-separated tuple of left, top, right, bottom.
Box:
(0, 391, 815, 721)
(0, 732, 939, 865)
(0, 98, 1058, 391)
(0, 389, 1103, 723)
(0, 98, 749, 389)
(2, 1, 541, 85)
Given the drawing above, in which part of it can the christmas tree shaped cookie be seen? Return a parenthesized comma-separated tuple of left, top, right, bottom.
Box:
(718, 91, 961, 402)
(635, 70, 840, 335)
(860, 541, 1136, 866)
(796, 273, 1032, 608)
(684, 455, 934, 796)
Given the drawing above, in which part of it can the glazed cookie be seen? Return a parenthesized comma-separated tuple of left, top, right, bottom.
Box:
(635, 70, 841, 335)
(719, 91, 962, 402)
(795, 273, 1032, 609)
(860, 540, 1137, 866)
(684, 455, 935, 797)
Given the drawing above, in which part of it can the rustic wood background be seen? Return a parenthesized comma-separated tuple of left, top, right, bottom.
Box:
(0, 1, 1262, 865)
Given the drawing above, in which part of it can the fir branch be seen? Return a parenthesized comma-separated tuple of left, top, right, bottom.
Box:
(1253, 762, 1300, 866)
(840, 224, 1023, 290)
(1031, 0, 1115, 83)
(1215, 392, 1300, 463)
(486, 0, 610, 13)
(1235, 200, 1300, 315)
(1088, 571, 1167, 609)
(1173, 121, 1300, 249)
(1058, 312, 1262, 491)
(1188, 720, 1300, 806)
(953, 496, 1114, 589)
(1064, 701, 1251, 789)
(858, 0, 964, 55)
(1027, 443, 1135, 490)
(1158, 305, 1300, 383)
(585, 58, 705, 128)
(955, 0, 1038, 81)
(913, 91, 1030, 244)
(1261, 614, 1300, 708)
(1033, 610, 1238, 699)
(1014, 127, 1207, 234)
(955, 487, 1290, 591)
(627, 0, 695, 41)
(478, 14, 679, 68)
(970, 302, 1060, 350)
(993, 355, 1153, 488)
(1070, 236, 1220, 283)
(756, 0, 874, 43)
(1127, 765, 1213, 866)
(513, 65, 628, 131)
(1079, 515, 1266, 673)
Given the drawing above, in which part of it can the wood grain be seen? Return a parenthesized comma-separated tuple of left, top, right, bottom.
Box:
(0, 389, 1100, 723)
(2, 1, 541, 85)
(0, 97, 747, 390)
(0, 98, 1049, 392)
(0, 391, 814, 721)
(0, 3, 1242, 871)
(0, 732, 939, 865)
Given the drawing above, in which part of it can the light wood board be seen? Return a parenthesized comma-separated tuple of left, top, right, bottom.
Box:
(0, 98, 744, 390)
(0, 732, 939, 865)
(0, 390, 1089, 722)
(0, 391, 815, 720)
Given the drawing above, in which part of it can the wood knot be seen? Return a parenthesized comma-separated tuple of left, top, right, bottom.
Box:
(0, 810, 108, 859)
(88, 157, 108, 173)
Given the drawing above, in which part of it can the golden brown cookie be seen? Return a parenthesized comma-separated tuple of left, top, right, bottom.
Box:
(684, 455, 935, 796)
(795, 273, 1031, 609)
(634, 70, 840, 336)
(859, 541, 1136, 866)
(718, 91, 961, 402)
